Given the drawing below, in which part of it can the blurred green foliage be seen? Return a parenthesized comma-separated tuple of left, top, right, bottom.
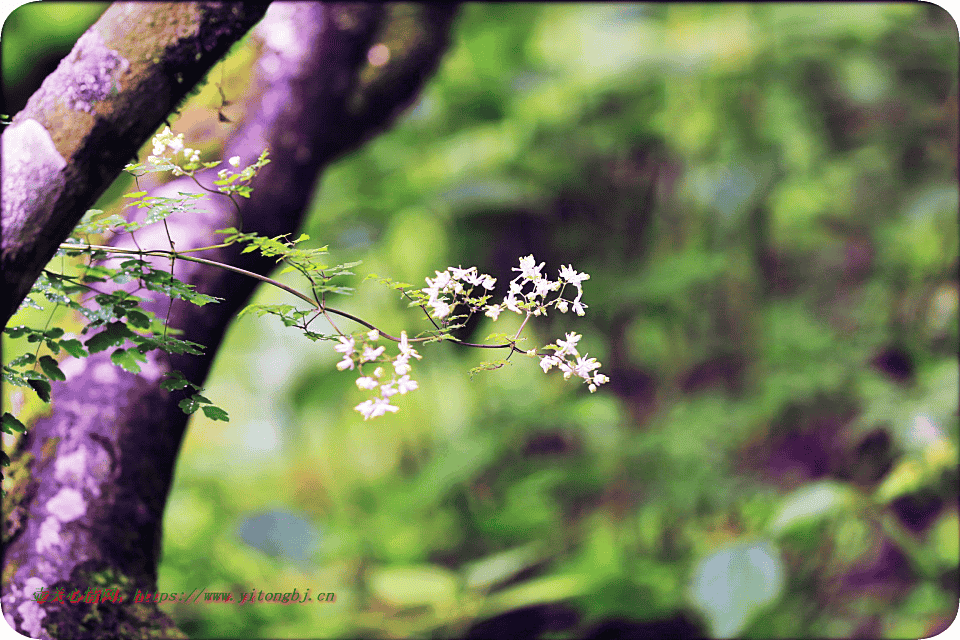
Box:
(4, 3, 957, 638)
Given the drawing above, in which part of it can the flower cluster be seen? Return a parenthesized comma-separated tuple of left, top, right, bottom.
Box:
(147, 126, 202, 174)
(483, 255, 590, 320)
(334, 255, 607, 420)
(336, 329, 422, 420)
(422, 266, 497, 320)
(539, 331, 610, 393)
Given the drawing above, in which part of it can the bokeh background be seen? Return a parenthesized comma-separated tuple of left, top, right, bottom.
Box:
(3, 3, 958, 638)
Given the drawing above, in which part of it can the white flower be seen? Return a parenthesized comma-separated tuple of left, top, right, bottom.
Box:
(398, 331, 421, 359)
(356, 376, 378, 390)
(593, 373, 609, 385)
(367, 329, 380, 341)
(539, 355, 559, 373)
(556, 299, 569, 313)
(229, 156, 241, 167)
(429, 270, 451, 290)
(396, 375, 418, 394)
(559, 264, 590, 286)
(504, 295, 522, 314)
(534, 278, 558, 298)
(572, 299, 586, 316)
(335, 336, 356, 355)
(450, 266, 472, 281)
(355, 398, 399, 420)
(572, 355, 601, 379)
(481, 275, 496, 290)
(394, 355, 412, 375)
(513, 255, 544, 280)
(485, 304, 502, 321)
(361, 345, 385, 362)
(589, 383, 597, 392)
(380, 383, 398, 397)
(373, 366, 385, 378)
(432, 300, 451, 318)
(336, 356, 355, 371)
(555, 332, 581, 357)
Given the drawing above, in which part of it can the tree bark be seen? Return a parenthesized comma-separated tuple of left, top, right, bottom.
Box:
(2, 3, 458, 638)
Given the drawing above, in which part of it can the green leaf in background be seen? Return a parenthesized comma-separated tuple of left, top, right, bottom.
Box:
(688, 539, 785, 637)
(767, 481, 853, 537)
(367, 565, 459, 611)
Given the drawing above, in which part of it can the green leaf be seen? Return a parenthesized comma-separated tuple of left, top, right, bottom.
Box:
(124, 191, 148, 198)
(38, 355, 66, 381)
(4, 326, 31, 339)
(160, 371, 194, 391)
(59, 339, 88, 358)
(110, 348, 142, 373)
(201, 405, 229, 421)
(28, 378, 51, 402)
(125, 309, 151, 329)
(9, 353, 36, 367)
(367, 565, 459, 610)
(2, 412, 27, 434)
(85, 321, 136, 353)
(768, 482, 851, 536)
(688, 540, 786, 637)
(178, 395, 201, 414)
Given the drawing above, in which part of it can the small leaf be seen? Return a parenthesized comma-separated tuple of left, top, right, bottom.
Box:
(123, 191, 148, 198)
(38, 355, 66, 381)
(59, 339, 88, 358)
(4, 326, 31, 339)
(201, 405, 229, 421)
(86, 322, 135, 353)
(28, 378, 51, 402)
(178, 396, 200, 414)
(110, 349, 142, 373)
(2, 412, 27, 434)
(160, 371, 193, 391)
(125, 309, 151, 329)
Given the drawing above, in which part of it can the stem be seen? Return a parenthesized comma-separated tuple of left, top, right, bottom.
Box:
(59, 242, 527, 354)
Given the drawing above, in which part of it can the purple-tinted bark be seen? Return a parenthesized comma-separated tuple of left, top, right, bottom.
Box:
(2, 3, 457, 638)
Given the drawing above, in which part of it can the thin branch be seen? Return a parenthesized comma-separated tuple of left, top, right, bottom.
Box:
(59, 242, 528, 353)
